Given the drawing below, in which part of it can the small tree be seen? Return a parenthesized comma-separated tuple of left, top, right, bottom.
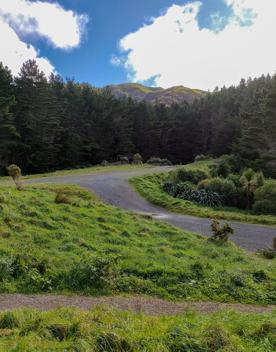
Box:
(211, 219, 234, 242)
(6, 164, 23, 190)
(132, 153, 143, 165)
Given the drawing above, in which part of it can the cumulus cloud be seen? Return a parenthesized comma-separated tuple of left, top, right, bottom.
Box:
(115, 0, 276, 90)
(0, 0, 88, 75)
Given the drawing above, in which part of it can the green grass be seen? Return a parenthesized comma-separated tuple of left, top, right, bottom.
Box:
(130, 162, 276, 226)
(0, 164, 150, 183)
(0, 307, 275, 351)
(0, 184, 275, 304)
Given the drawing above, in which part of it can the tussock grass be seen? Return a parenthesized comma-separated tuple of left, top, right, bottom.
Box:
(0, 184, 275, 304)
(0, 307, 274, 351)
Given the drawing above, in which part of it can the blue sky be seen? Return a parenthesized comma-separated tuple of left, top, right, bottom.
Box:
(0, 1, 275, 90)
(37, 0, 232, 86)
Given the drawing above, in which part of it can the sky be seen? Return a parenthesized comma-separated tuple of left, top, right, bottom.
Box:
(0, 0, 275, 90)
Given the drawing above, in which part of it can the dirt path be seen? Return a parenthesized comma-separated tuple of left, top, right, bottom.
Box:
(29, 167, 276, 252)
(0, 295, 274, 315)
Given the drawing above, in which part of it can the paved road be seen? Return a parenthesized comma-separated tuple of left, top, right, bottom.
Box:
(30, 167, 276, 252)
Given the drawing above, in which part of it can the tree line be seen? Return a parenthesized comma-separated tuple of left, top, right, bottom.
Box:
(0, 60, 275, 176)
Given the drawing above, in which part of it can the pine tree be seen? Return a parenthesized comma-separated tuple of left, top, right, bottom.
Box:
(0, 63, 18, 172)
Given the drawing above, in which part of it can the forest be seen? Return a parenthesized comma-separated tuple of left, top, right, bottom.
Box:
(0, 60, 275, 176)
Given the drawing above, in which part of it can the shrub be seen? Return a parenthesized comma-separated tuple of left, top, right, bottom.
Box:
(173, 167, 209, 185)
(227, 173, 241, 187)
(253, 181, 276, 215)
(200, 177, 238, 206)
(211, 220, 234, 242)
(216, 160, 231, 178)
(6, 164, 23, 190)
(172, 182, 222, 207)
(132, 153, 143, 165)
(162, 181, 175, 196)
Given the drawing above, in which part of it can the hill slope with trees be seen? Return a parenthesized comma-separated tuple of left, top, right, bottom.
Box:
(0, 60, 275, 177)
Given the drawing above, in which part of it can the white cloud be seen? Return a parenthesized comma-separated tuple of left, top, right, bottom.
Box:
(0, 0, 88, 75)
(116, 0, 276, 90)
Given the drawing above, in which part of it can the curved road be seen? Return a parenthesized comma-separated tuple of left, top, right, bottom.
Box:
(31, 167, 276, 252)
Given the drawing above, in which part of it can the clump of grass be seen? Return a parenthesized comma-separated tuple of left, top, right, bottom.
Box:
(55, 191, 73, 205)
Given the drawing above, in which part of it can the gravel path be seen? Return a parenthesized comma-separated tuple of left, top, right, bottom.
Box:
(0, 295, 274, 315)
(30, 167, 276, 252)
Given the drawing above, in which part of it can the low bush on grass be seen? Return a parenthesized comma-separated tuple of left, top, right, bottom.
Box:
(0, 307, 275, 351)
(0, 184, 275, 303)
(210, 220, 234, 243)
(130, 168, 276, 225)
(253, 180, 276, 215)
(172, 167, 210, 184)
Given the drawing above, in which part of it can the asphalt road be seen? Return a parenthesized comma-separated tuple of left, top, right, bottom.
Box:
(30, 167, 276, 252)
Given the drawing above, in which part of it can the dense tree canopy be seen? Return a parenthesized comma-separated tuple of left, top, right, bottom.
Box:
(0, 60, 275, 176)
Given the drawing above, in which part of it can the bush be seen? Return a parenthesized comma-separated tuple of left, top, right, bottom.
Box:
(216, 160, 231, 178)
(6, 164, 23, 190)
(173, 167, 209, 185)
(162, 181, 175, 196)
(200, 177, 238, 206)
(132, 153, 143, 165)
(253, 181, 276, 215)
(211, 220, 234, 242)
(171, 182, 222, 207)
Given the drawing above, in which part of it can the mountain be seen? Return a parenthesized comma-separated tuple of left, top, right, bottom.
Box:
(106, 83, 205, 105)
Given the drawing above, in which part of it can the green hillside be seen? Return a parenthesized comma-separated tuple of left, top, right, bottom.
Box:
(107, 83, 205, 105)
(0, 184, 275, 304)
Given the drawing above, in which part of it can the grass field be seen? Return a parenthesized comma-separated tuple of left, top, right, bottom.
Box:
(0, 184, 275, 304)
(0, 307, 275, 351)
(130, 161, 276, 226)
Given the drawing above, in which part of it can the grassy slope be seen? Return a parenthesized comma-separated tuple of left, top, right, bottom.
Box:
(0, 307, 275, 351)
(130, 161, 276, 226)
(0, 184, 275, 304)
